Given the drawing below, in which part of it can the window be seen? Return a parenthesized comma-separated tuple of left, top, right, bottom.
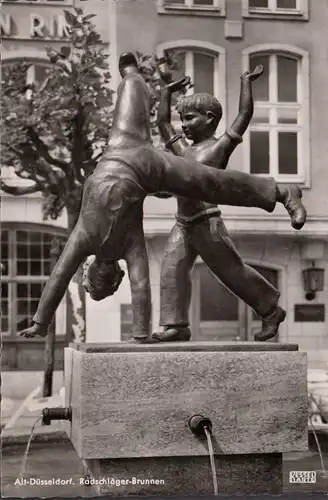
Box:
(243, 48, 309, 184)
(1, 227, 67, 337)
(171, 51, 215, 96)
(157, 41, 226, 135)
(199, 265, 239, 322)
(158, 0, 225, 15)
(243, 0, 308, 19)
(3, 59, 52, 102)
(193, 262, 281, 341)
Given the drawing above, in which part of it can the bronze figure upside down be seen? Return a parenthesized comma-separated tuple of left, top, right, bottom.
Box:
(19, 52, 306, 342)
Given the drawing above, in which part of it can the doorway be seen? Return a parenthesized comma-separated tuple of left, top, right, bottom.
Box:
(191, 263, 279, 341)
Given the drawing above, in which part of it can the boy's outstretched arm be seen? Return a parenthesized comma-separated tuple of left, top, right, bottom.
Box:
(229, 64, 263, 137)
(153, 76, 191, 199)
(203, 64, 264, 171)
(157, 77, 190, 157)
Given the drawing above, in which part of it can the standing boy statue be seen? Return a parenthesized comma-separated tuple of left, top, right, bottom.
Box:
(19, 52, 306, 343)
(153, 66, 304, 342)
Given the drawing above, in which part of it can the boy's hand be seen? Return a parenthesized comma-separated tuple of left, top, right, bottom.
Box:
(166, 76, 191, 93)
(242, 65, 264, 82)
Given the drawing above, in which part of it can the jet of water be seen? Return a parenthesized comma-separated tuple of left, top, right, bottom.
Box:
(309, 419, 327, 478)
(19, 416, 42, 479)
(204, 425, 218, 495)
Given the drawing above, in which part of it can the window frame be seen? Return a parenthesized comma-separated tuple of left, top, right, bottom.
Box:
(156, 40, 226, 137)
(242, 0, 308, 20)
(3, 52, 53, 100)
(1, 224, 68, 339)
(242, 44, 310, 186)
(157, 0, 226, 16)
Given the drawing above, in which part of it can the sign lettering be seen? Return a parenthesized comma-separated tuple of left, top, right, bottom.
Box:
(1, 13, 70, 39)
(3, 1, 71, 4)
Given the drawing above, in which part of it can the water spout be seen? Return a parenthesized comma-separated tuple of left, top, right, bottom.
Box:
(19, 416, 42, 478)
(204, 426, 218, 496)
(188, 415, 218, 495)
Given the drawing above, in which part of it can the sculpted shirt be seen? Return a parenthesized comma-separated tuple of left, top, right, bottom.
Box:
(173, 132, 243, 223)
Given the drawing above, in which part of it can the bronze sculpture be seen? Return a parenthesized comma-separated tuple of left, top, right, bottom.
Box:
(19, 52, 306, 342)
(153, 67, 291, 342)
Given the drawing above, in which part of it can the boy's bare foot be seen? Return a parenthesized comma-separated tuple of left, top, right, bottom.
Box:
(20, 322, 48, 339)
(282, 185, 307, 230)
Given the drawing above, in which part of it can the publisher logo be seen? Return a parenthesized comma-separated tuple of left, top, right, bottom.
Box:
(289, 471, 316, 484)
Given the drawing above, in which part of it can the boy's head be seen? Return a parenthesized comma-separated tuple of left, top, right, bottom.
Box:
(176, 93, 222, 143)
(119, 52, 139, 78)
(82, 256, 125, 301)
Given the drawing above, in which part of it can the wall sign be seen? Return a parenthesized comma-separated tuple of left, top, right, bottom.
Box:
(1, 13, 70, 39)
(294, 304, 325, 323)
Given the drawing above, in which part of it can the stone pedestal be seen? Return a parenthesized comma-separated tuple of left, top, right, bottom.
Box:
(64, 342, 308, 496)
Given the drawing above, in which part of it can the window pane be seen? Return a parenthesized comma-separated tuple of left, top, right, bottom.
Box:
(1, 230, 9, 276)
(278, 132, 298, 174)
(30, 261, 42, 275)
(250, 54, 270, 101)
(277, 0, 296, 8)
(200, 265, 239, 321)
(193, 53, 214, 95)
(171, 52, 186, 82)
(17, 233, 30, 275)
(277, 107, 298, 124)
(44, 261, 51, 275)
(164, 0, 185, 4)
(17, 261, 29, 275)
(249, 0, 268, 7)
(17, 244, 28, 259)
(16, 230, 65, 277)
(250, 131, 270, 174)
(277, 56, 297, 102)
(30, 243, 42, 260)
(193, 0, 214, 5)
(252, 107, 270, 124)
(29, 232, 41, 244)
(17, 231, 28, 242)
(16, 282, 45, 334)
(1, 283, 9, 334)
(34, 65, 49, 84)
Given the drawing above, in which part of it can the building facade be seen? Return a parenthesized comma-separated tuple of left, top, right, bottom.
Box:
(2, 0, 328, 371)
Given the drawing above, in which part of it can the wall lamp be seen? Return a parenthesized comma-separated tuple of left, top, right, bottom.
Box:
(302, 261, 325, 301)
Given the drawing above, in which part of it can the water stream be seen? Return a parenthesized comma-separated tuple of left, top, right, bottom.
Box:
(309, 419, 327, 477)
(19, 416, 42, 478)
(204, 425, 218, 495)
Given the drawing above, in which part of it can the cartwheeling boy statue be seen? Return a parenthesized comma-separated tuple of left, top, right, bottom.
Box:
(153, 65, 291, 343)
(19, 52, 306, 343)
